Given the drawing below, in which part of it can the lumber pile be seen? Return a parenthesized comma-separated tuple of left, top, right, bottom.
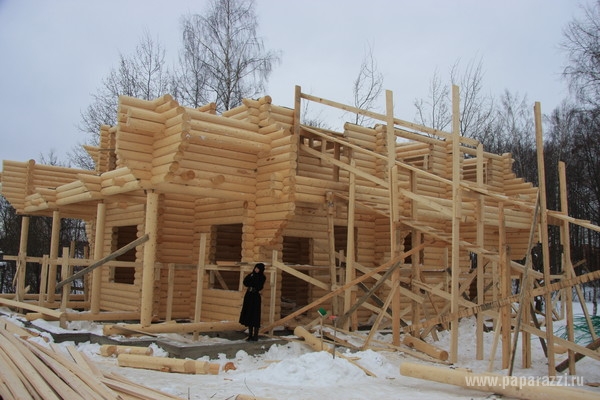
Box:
(0, 319, 184, 400)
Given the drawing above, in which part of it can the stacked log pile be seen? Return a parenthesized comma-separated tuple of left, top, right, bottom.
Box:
(0, 318, 183, 400)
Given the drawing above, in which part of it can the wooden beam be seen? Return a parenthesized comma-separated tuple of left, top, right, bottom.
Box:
(15, 216, 29, 305)
(498, 203, 511, 369)
(361, 283, 398, 350)
(55, 234, 149, 290)
(336, 259, 402, 328)
(559, 161, 580, 375)
(450, 84, 461, 364)
(272, 259, 329, 291)
(0, 298, 63, 319)
(47, 211, 60, 304)
(534, 101, 556, 376)
(193, 233, 208, 339)
(294, 85, 301, 136)
(326, 192, 339, 316)
(508, 194, 540, 374)
(141, 191, 159, 327)
(90, 202, 105, 314)
(345, 158, 357, 330)
(555, 337, 600, 372)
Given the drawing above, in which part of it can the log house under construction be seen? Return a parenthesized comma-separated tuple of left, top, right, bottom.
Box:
(1, 85, 599, 378)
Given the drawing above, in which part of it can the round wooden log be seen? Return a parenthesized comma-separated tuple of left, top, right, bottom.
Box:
(403, 335, 448, 361)
(188, 129, 270, 153)
(399, 362, 598, 400)
(235, 395, 274, 400)
(100, 344, 153, 357)
(188, 118, 268, 143)
(127, 107, 166, 124)
(294, 326, 332, 352)
(187, 107, 257, 131)
(117, 353, 212, 374)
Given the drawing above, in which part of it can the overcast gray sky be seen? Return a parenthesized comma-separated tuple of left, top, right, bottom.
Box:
(0, 0, 587, 167)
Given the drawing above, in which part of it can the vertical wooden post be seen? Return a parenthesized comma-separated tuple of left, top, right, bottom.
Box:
(15, 216, 30, 304)
(38, 255, 49, 306)
(499, 203, 511, 369)
(47, 212, 60, 303)
(558, 166, 598, 344)
(385, 90, 402, 346)
(194, 233, 207, 322)
(510, 193, 540, 371)
(141, 191, 159, 327)
(91, 202, 105, 314)
(488, 316, 502, 372)
(521, 277, 532, 368)
(192, 233, 208, 340)
(559, 161, 576, 374)
(534, 102, 556, 376)
(410, 170, 421, 326)
(60, 246, 71, 329)
(269, 263, 277, 336)
(294, 85, 301, 136)
(326, 192, 339, 316)
(344, 158, 357, 331)
(166, 263, 175, 322)
(476, 143, 485, 360)
(450, 84, 461, 364)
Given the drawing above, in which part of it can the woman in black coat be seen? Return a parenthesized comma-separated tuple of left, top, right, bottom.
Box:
(239, 262, 266, 341)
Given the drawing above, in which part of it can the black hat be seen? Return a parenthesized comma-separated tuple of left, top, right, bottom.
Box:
(255, 262, 265, 272)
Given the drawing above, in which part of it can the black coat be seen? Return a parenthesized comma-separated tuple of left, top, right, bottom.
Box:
(239, 272, 266, 328)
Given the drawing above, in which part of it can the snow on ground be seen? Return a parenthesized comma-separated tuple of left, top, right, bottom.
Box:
(3, 307, 600, 400)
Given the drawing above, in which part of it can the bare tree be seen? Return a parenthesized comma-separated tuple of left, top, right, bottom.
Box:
(352, 44, 383, 125)
(561, 0, 600, 109)
(176, 0, 280, 112)
(414, 57, 494, 139)
(414, 68, 451, 131)
(492, 90, 536, 181)
(173, 15, 212, 108)
(75, 32, 170, 169)
(450, 57, 495, 140)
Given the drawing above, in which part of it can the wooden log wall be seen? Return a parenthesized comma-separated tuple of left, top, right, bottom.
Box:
(252, 96, 297, 249)
(157, 265, 194, 319)
(113, 94, 269, 202)
(86, 124, 116, 174)
(97, 197, 146, 312)
(201, 288, 244, 322)
(157, 193, 195, 265)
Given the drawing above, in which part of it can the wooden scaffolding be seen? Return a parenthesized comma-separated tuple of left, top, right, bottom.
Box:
(0, 85, 598, 376)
